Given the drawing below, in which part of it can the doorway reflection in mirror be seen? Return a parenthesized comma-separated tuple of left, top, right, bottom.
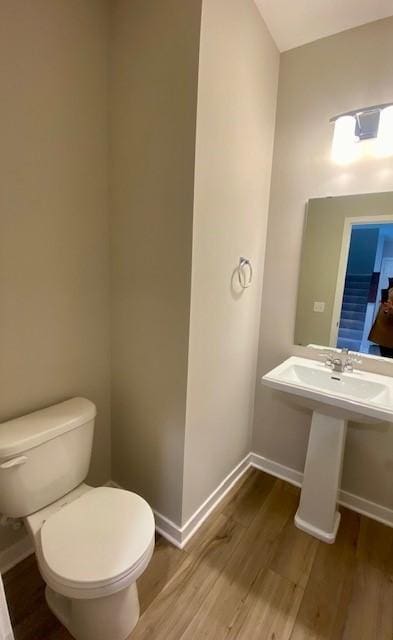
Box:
(294, 192, 393, 359)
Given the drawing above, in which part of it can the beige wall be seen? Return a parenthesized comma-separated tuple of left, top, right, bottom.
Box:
(0, 0, 278, 550)
(182, 0, 279, 522)
(253, 18, 393, 511)
(295, 193, 393, 346)
(0, 0, 111, 552)
(4, 0, 391, 562)
(110, 0, 202, 524)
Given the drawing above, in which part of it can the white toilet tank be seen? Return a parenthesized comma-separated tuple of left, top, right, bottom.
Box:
(0, 398, 96, 518)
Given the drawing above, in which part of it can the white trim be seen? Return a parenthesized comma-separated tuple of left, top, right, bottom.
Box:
(249, 452, 393, 529)
(339, 489, 393, 528)
(153, 454, 251, 548)
(179, 454, 251, 547)
(153, 512, 183, 549)
(0, 535, 33, 575)
(2, 456, 391, 572)
(249, 452, 302, 487)
(329, 214, 393, 347)
(105, 456, 393, 546)
(330, 216, 354, 347)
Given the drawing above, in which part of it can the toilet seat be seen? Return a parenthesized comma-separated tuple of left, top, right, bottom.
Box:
(38, 487, 155, 599)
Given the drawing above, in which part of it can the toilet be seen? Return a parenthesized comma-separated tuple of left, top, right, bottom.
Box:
(0, 398, 155, 640)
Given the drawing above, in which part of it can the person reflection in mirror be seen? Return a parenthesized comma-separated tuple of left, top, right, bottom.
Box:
(369, 281, 393, 358)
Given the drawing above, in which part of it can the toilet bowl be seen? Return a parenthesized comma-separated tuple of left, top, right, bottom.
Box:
(26, 485, 155, 640)
(0, 398, 155, 640)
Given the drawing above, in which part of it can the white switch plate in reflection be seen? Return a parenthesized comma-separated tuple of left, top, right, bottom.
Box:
(313, 301, 325, 313)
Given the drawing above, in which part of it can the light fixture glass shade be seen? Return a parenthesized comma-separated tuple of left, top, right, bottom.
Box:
(331, 115, 359, 165)
(375, 105, 393, 157)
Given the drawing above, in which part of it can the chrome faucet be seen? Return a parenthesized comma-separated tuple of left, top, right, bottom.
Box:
(319, 348, 361, 373)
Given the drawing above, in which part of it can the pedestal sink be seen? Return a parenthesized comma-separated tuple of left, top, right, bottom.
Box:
(262, 356, 393, 543)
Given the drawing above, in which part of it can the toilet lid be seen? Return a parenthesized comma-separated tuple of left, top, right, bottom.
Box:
(40, 487, 155, 589)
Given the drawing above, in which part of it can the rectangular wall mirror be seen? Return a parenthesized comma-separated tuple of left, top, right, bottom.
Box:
(295, 191, 393, 358)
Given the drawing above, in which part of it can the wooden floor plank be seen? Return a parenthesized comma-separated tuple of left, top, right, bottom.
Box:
(225, 568, 304, 640)
(341, 517, 393, 640)
(289, 508, 360, 640)
(3, 555, 43, 628)
(137, 533, 186, 614)
(131, 514, 245, 640)
(269, 512, 319, 589)
(221, 467, 276, 526)
(4, 555, 72, 640)
(3, 471, 393, 640)
(216, 466, 255, 514)
(179, 480, 297, 640)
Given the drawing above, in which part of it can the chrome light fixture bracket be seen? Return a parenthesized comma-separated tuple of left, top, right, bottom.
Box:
(330, 102, 393, 140)
(330, 102, 393, 163)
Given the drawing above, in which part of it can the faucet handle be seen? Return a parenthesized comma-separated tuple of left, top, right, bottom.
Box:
(316, 349, 335, 367)
(343, 351, 362, 371)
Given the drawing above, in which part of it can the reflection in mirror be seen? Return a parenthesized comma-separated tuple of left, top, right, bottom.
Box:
(295, 192, 393, 359)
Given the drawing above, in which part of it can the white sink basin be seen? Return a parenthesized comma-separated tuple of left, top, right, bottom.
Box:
(263, 356, 393, 423)
(262, 356, 393, 544)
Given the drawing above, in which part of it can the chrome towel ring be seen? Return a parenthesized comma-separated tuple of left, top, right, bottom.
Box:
(238, 257, 253, 289)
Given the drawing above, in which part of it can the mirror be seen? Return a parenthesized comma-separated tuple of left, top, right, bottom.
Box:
(295, 191, 393, 358)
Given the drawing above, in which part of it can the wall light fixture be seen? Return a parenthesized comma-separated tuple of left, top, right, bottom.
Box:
(330, 103, 393, 164)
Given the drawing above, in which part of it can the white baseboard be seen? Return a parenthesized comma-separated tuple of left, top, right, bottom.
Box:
(0, 534, 33, 575)
(154, 453, 251, 549)
(249, 452, 303, 487)
(249, 452, 393, 529)
(338, 490, 393, 528)
(180, 453, 251, 547)
(114, 453, 392, 547)
(2, 454, 392, 571)
(153, 513, 183, 549)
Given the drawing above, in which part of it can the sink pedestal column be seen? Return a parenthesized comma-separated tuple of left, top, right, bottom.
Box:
(295, 411, 347, 543)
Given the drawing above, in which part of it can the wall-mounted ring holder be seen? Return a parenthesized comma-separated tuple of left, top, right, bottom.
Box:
(238, 257, 253, 289)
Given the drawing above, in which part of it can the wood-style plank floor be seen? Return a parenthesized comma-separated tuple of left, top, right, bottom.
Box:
(4, 469, 393, 639)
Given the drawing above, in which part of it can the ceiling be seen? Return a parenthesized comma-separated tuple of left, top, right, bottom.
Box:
(255, 0, 393, 52)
